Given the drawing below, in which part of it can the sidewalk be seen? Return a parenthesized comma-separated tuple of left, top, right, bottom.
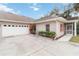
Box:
(57, 34, 73, 41)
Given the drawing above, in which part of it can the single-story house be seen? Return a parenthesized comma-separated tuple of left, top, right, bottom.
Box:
(0, 12, 79, 39)
(35, 15, 79, 38)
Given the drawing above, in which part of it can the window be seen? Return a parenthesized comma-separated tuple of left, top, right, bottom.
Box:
(46, 24, 50, 31)
(12, 25, 14, 27)
(22, 25, 23, 27)
(24, 25, 26, 27)
(4, 25, 7, 27)
(8, 25, 11, 27)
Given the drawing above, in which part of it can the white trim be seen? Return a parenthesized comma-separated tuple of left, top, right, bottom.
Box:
(35, 17, 67, 23)
(74, 22, 77, 36)
(0, 18, 78, 24)
(65, 23, 73, 35)
(0, 19, 34, 24)
(56, 21, 58, 37)
(65, 20, 79, 23)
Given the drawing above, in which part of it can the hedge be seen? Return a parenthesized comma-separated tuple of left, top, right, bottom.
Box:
(38, 31, 56, 39)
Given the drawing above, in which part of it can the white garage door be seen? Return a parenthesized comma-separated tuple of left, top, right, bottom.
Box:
(2, 24, 30, 37)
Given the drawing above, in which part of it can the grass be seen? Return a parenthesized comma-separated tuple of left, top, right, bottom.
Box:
(70, 35, 79, 43)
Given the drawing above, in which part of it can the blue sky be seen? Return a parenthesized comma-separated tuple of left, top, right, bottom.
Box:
(0, 3, 69, 19)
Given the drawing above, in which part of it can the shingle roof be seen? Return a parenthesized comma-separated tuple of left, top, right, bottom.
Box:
(36, 14, 61, 21)
(0, 12, 78, 23)
(35, 14, 67, 23)
(0, 12, 35, 23)
(66, 17, 79, 20)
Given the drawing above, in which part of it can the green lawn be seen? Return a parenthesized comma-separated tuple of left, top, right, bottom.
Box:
(70, 35, 79, 43)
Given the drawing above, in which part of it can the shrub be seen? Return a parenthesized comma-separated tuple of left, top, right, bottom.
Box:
(39, 31, 46, 36)
(46, 31, 56, 38)
(38, 31, 56, 39)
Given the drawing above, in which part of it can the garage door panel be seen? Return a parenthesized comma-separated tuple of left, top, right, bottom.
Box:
(2, 26, 29, 37)
(2, 27, 14, 36)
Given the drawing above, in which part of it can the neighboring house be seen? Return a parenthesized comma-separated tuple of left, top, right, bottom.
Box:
(0, 12, 79, 39)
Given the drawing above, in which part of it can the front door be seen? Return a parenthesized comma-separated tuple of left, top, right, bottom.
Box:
(66, 23, 73, 35)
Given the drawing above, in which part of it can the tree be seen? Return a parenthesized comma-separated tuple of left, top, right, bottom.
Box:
(61, 4, 74, 18)
(73, 3, 79, 12)
(62, 10, 71, 18)
(49, 7, 60, 16)
(73, 3, 79, 35)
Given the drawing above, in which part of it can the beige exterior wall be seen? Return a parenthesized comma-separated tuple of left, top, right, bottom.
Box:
(0, 24, 2, 38)
(36, 21, 65, 38)
(36, 21, 56, 33)
(56, 21, 64, 37)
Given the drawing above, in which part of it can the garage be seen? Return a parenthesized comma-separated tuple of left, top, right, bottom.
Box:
(0, 12, 34, 37)
(2, 23, 30, 37)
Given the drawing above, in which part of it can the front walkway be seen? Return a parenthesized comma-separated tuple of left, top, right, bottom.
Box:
(57, 34, 73, 41)
(0, 34, 79, 56)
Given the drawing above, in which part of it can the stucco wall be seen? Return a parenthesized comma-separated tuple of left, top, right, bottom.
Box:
(36, 21, 56, 33)
(36, 21, 65, 38)
(0, 24, 2, 38)
(56, 21, 64, 37)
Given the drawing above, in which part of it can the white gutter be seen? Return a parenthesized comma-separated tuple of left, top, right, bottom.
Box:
(0, 19, 35, 24)
(35, 17, 67, 23)
(65, 19, 79, 23)
(0, 18, 78, 24)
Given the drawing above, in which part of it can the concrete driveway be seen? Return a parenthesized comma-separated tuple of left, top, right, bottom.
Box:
(57, 34, 73, 41)
(0, 34, 79, 56)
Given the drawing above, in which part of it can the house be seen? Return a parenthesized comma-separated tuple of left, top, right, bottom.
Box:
(35, 15, 79, 38)
(0, 12, 79, 39)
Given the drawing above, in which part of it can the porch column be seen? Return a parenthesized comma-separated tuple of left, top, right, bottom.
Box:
(74, 22, 77, 36)
(0, 24, 2, 39)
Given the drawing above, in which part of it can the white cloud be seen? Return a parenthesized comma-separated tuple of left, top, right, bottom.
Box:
(30, 6, 39, 11)
(40, 14, 45, 17)
(0, 4, 20, 14)
(30, 3, 40, 11)
(70, 11, 79, 17)
(0, 4, 13, 12)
